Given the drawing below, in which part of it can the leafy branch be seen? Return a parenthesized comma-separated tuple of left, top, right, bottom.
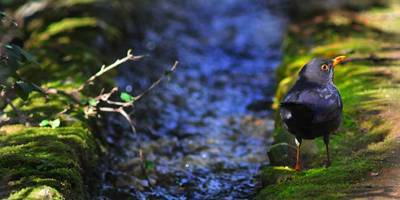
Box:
(38, 50, 179, 135)
(91, 60, 178, 133)
(1, 11, 181, 132)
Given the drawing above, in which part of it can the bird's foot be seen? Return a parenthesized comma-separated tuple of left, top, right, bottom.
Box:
(324, 160, 331, 168)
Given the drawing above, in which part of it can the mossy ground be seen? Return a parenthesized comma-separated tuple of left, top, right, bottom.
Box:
(0, 126, 98, 200)
(0, 2, 121, 199)
(258, 1, 400, 199)
(0, 60, 102, 199)
(0, 84, 100, 200)
(0, 38, 104, 199)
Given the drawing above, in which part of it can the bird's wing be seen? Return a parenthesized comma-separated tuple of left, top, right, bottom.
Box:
(311, 91, 342, 123)
(281, 87, 342, 123)
(280, 102, 313, 123)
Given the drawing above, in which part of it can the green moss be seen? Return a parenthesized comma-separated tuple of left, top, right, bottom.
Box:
(8, 186, 64, 200)
(0, 1, 124, 199)
(32, 17, 98, 45)
(0, 127, 97, 199)
(259, 1, 400, 199)
(259, 166, 295, 186)
(258, 157, 379, 200)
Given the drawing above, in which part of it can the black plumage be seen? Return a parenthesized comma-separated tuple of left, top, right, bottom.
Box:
(280, 56, 346, 171)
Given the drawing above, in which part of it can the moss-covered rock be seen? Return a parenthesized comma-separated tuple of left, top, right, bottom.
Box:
(0, 1, 128, 199)
(0, 126, 98, 199)
(259, 166, 295, 186)
(8, 185, 64, 200)
(268, 140, 318, 168)
(267, 143, 296, 167)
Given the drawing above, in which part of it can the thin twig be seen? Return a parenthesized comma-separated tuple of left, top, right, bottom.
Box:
(134, 61, 179, 101)
(76, 50, 143, 92)
(99, 106, 136, 133)
(96, 87, 133, 107)
(101, 99, 132, 107)
(93, 61, 179, 135)
(39, 51, 144, 117)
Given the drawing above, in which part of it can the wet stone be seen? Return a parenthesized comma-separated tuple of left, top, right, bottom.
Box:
(267, 142, 297, 167)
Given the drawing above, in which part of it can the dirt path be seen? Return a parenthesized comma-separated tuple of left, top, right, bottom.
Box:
(347, 2, 400, 198)
(351, 52, 400, 199)
(353, 127, 400, 199)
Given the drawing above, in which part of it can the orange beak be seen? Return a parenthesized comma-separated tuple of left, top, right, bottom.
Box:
(332, 56, 346, 67)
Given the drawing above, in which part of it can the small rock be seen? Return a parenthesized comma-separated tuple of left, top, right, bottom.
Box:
(267, 143, 296, 166)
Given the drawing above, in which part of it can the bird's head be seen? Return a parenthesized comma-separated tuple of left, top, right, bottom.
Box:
(298, 56, 346, 85)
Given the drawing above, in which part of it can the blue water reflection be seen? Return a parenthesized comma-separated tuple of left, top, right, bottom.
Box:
(100, 0, 287, 199)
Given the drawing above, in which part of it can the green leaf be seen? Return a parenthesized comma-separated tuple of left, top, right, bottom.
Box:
(120, 92, 134, 102)
(39, 119, 61, 128)
(88, 98, 99, 106)
(39, 120, 50, 127)
(49, 119, 61, 128)
(145, 161, 155, 171)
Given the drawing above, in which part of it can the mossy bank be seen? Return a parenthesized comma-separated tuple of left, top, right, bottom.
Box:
(258, 1, 400, 199)
(0, 126, 98, 200)
(0, 1, 137, 199)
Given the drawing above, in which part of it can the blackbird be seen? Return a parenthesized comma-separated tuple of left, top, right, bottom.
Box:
(280, 56, 346, 171)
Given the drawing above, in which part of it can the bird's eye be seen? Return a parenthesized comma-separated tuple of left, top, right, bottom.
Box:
(321, 64, 329, 71)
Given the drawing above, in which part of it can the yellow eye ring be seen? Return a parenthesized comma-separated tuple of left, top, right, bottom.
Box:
(321, 64, 329, 71)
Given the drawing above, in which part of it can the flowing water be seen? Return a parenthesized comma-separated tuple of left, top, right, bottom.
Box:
(98, 0, 286, 199)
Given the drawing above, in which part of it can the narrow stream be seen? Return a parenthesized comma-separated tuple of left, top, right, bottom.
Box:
(98, 0, 286, 199)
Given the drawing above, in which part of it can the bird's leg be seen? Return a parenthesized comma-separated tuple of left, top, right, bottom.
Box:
(294, 137, 302, 171)
(323, 134, 331, 167)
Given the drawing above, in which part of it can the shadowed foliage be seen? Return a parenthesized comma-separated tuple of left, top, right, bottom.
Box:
(0, 0, 130, 198)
